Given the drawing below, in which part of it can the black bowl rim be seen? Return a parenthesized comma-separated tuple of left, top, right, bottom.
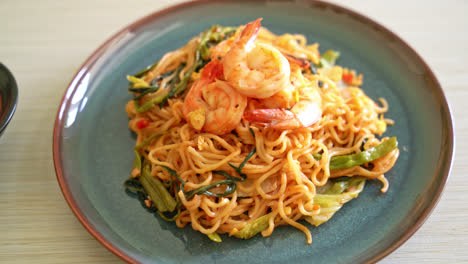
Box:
(0, 63, 18, 134)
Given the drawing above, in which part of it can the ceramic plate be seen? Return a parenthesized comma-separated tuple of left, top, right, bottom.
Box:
(53, 1, 454, 263)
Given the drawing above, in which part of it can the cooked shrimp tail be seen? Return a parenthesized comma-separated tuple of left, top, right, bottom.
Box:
(238, 18, 262, 48)
(282, 52, 310, 69)
(243, 100, 322, 130)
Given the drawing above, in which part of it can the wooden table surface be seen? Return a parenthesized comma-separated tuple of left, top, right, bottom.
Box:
(1, 0, 466, 263)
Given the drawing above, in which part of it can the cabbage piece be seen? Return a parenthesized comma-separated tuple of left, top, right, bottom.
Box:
(305, 177, 366, 226)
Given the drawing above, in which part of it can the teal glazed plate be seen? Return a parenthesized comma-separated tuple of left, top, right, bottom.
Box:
(53, 1, 454, 263)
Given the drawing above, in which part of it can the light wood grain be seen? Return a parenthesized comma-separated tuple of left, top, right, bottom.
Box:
(0, 0, 466, 263)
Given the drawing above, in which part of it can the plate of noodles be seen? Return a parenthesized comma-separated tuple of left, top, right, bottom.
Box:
(53, 1, 454, 263)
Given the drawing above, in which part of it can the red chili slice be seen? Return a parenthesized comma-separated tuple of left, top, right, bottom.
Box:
(342, 72, 354, 84)
(136, 119, 150, 129)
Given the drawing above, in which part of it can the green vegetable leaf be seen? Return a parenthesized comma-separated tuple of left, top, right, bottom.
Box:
(151, 70, 175, 86)
(224, 147, 256, 181)
(161, 165, 185, 191)
(330, 137, 397, 170)
(161, 165, 237, 200)
(134, 94, 167, 113)
(133, 61, 158, 78)
(319, 50, 340, 68)
(184, 179, 237, 200)
(134, 131, 168, 150)
(129, 86, 161, 101)
(199, 25, 236, 60)
(183, 145, 256, 199)
(123, 151, 144, 193)
(207, 233, 222, 242)
(139, 160, 177, 212)
(313, 137, 398, 170)
(131, 150, 142, 173)
(233, 213, 273, 239)
(248, 127, 255, 138)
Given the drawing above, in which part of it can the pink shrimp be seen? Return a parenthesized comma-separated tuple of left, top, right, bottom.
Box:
(223, 18, 291, 99)
(243, 100, 322, 130)
(183, 59, 247, 135)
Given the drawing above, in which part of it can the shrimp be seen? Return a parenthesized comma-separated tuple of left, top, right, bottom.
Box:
(183, 59, 247, 135)
(243, 100, 322, 130)
(255, 85, 296, 109)
(223, 18, 291, 99)
(244, 83, 322, 130)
